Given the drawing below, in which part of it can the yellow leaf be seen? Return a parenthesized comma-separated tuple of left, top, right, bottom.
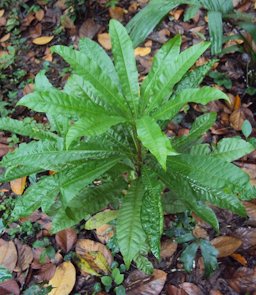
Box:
(32, 36, 54, 45)
(10, 177, 27, 195)
(97, 33, 111, 50)
(48, 261, 76, 295)
(0, 10, 4, 18)
(134, 47, 151, 57)
(76, 255, 100, 276)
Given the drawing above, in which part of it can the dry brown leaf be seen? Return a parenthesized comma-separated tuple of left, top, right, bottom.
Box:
(97, 33, 111, 50)
(167, 285, 187, 295)
(125, 269, 167, 295)
(234, 227, 256, 249)
(61, 15, 75, 30)
(29, 23, 42, 39)
(109, 7, 124, 21)
(48, 261, 76, 295)
(230, 253, 247, 266)
(22, 13, 35, 26)
(32, 36, 54, 45)
(228, 267, 256, 293)
(76, 239, 113, 268)
(210, 236, 242, 257)
(55, 228, 77, 253)
(0, 17, 7, 27)
(160, 240, 177, 259)
(0, 143, 10, 157)
(23, 83, 34, 95)
(0, 33, 10, 43)
(34, 263, 56, 283)
(230, 108, 246, 130)
(79, 19, 101, 39)
(180, 282, 203, 295)
(0, 9, 4, 18)
(0, 279, 20, 295)
(0, 239, 18, 272)
(10, 177, 27, 195)
(35, 9, 45, 21)
(243, 201, 256, 224)
(170, 9, 184, 20)
(14, 239, 33, 272)
(95, 224, 114, 244)
(134, 47, 151, 57)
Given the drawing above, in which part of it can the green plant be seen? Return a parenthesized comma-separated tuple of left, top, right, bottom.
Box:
(126, 0, 256, 55)
(33, 238, 56, 264)
(100, 262, 125, 294)
(0, 20, 255, 273)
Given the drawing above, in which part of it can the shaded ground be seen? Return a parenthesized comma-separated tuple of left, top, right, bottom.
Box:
(0, 0, 256, 294)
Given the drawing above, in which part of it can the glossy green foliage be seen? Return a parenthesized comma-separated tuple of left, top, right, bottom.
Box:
(0, 20, 254, 275)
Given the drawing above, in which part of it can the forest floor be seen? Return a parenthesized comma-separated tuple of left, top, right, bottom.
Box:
(0, 0, 256, 294)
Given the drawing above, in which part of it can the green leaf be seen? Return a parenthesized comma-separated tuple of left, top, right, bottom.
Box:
(153, 87, 227, 121)
(126, 0, 182, 48)
(112, 268, 124, 285)
(242, 120, 253, 138)
(208, 11, 223, 55)
(190, 144, 211, 156)
(212, 137, 255, 162)
(199, 239, 218, 277)
(145, 42, 211, 113)
(0, 265, 12, 283)
(180, 242, 199, 272)
(51, 45, 129, 117)
(172, 112, 217, 152)
(115, 285, 126, 295)
(101, 276, 113, 287)
(141, 169, 163, 259)
(35, 70, 54, 91)
(117, 180, 146, 268)
(85, 210, 118, 230)
(136, 116, 177, 169)
(184, 4, 200, 21)
(0, 117, 58, 141)
(0, 165, 43, 182)
(134, 254, 154, 275)
(140, 35, 181, 111)
(110, 20, 139, 116)
(66, 115, 126, 148)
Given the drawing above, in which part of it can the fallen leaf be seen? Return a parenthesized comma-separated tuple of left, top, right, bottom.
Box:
(29, 23, 42, 39)
(0, 10, 4, 18)
(230, 253, 247, 266)
(180, 283, 203, 295)
(34, 263, 56, 283)
(10, 177, 27, 195)
(243, 201, 256, 224)
(109, 7, 124, 21)
(85, 210, 118, 230)
(193, 225, 208, 239)
(0, 239, 18, 272)
(160, 240, 177, 259)
(0, 17, 6, 27)
(97, 33, 111, 50)
(14, 239, 33, 272)
(229, 267, 256, 293)
(23, 83, 34, 95)
(134, 47, 151, 57)
(170, 9, 184, 20)
(232, 95, 241, 111)
(55, 228, 77, 253)
(0, 143, 10, 157)
(210, 236, 242, 257)
(79, 19, 101, 39)
(32, 36, 54, 45)
(167, 285, 187, 295)
(234, 228, 256, 249)
(125, 269, 167, 295)
(48, 261, 76, 295)
(35, 9, 45, 21)
(0, 279, 20, 295)
(61, 15, 75, 30)
(95, 224, 114, 244)
(75, 239, 113, 275)
(0, 33, 10, 43)
(230, 108, 246, 130)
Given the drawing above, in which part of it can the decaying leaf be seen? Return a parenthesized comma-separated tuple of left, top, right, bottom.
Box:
(10, 177, 27, 195)
(97, 33, 111, 50)
(14, 239, 33, 272)
(79, 19, 101, 39)
(95, 224, 114, 244)
(243, 201, 256, 225)
(34, 263, 56, 283)
(229, 267, 256, 293)
(125, 269, 167, 295)
(75, 239, 113, 275)
(160, 240, 177, 259)
(230, 253, 247, 266)
(0, 239, 18, 272)
(167, 284, 187, 295)
(48, 261, 76, 295)
(109, 7, 124, 21)
(234, 228, 256, 250)
(55, 228, 77, 253)
(210, 236, 242, 257)
(32, 36, 54, 45)
(180, 282, 204, 295)
(0, 279, 20, 295)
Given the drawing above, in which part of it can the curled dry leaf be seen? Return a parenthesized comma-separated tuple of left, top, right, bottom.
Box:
(125, 269, 167, 295)
(0, 279, 20, 295)
(75, 239, 113, 275)
(14, 239, 33, 272)
(55, 228, 77, 253)
(48, 261, 76, 295)
(228, 267, 256, 293)
(134, 47, 151, 57)
(160, 240, 177, 259)
(210, 236, 242, 258)
(10, 177, 27, 195)
(234, 227, 256, 249)
(32, 36, 54, 45)
(97, 33, 111, 50)
(0, 239, 18, 272)
(180, 282, 204, 295)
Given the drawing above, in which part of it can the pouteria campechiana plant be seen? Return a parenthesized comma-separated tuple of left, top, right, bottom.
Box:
(0, 20, 255, 271)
